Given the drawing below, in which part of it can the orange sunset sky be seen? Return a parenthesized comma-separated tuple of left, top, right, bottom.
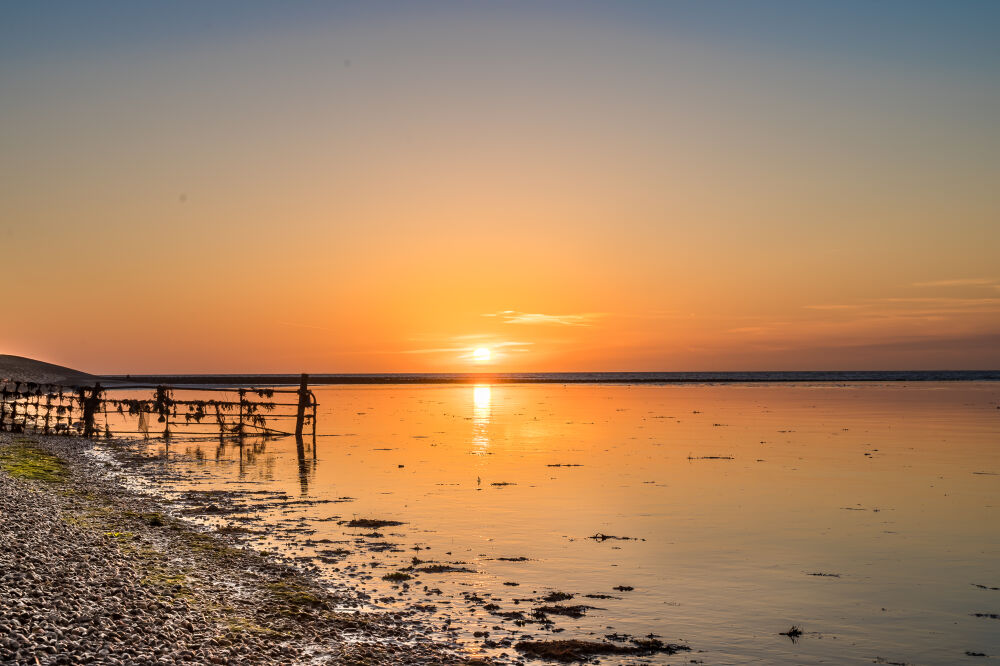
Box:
(2, 2, 998, 373)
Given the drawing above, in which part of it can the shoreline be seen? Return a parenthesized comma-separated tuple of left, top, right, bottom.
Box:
(0, 432, 465, 665)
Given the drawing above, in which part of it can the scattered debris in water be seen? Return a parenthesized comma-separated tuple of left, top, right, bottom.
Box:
(533, 605, 599, 618)
(342, 518, 405, 528)
(807, 572, 841, 577)
(515, 638, 690, 662)
(972, 583, 999, 590)
(381, 572, 412, 582)
(780, 625, 803, 639)
(416, 564, 476, 574)
(587, 532, 636, 541)
(613, 585, 634, 591)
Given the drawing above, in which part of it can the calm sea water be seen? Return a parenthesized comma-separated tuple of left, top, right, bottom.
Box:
(94, 382, 1000, 664)
(108, 370, 1000, 385)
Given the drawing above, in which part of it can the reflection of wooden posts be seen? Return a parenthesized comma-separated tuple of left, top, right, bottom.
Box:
(295, 373, 309, 441)
(82, 383, 102, 438)
(296, 434, 309, 495)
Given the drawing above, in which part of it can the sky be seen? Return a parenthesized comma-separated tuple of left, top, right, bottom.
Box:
(2, 1, 998, 373)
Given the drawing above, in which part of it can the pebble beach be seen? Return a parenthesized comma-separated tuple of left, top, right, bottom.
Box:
(0, 432, 464, 666)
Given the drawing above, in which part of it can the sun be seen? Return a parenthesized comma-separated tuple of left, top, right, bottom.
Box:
(472, 347, 491, 362)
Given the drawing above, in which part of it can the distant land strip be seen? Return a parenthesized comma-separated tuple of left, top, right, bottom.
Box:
(99, 370, 1000, 387)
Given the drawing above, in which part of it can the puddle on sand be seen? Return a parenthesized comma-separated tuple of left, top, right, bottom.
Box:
(94, 382, 1000, 664)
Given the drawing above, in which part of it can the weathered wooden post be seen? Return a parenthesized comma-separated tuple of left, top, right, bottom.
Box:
(311, 399, 318, 457)
(213, 403, 226, 441)
(0, 385, 8, 432)
(43, 390, 53, 435)
(237, 389, 246, 441)
(295, 373, 310, 442)
(82, 383, 102, 438)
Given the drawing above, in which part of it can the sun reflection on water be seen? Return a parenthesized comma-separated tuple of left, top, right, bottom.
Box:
(471, 385, 491, 452)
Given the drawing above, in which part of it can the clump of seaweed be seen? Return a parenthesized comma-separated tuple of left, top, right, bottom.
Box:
(533, 605, 598, 619)
(382, 572, 412, 582)
(515, 638, 690, 662)
(343, 518, 405, 529)
(416, 564, 476, 574)
(588, 533, 634, 541)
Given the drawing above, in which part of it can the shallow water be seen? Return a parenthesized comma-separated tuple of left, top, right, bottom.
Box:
(95, 382, 1000, 664)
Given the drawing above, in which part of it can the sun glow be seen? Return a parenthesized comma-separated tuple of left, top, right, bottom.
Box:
(473, 347, 491, 362)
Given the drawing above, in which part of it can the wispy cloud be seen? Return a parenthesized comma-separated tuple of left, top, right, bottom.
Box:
(804, 297, 1000, 315)
(912, 278, 997, 288)
(400, 341, 533, 355)
(483, 310, 604, 326)
(875, 297, 1000, 307)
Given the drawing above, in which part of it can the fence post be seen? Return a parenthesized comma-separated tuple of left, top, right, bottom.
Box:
(312, 398, 318, 456)
(295, 373, 310, 441)
(83, 383, 102, 438)
(43, 390, 52, 435)
(237, 389, 246, 441)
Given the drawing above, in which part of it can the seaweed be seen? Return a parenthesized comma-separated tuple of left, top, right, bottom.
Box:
(515, 638, 689, 662)
(343, 518, 406, 528)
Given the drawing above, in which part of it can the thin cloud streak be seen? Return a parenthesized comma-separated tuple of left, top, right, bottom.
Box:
(400, 341, 534, 355)
(483, 310, 605, 326)
(912, 278, 997, 287)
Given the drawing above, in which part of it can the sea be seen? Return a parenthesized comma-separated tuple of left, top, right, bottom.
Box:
(91, 375, 1000, 664)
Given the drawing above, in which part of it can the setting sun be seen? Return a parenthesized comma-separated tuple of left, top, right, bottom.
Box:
(472, 347, 491, 362)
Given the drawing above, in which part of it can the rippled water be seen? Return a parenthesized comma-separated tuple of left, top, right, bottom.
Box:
(94, 382, 1000, 664)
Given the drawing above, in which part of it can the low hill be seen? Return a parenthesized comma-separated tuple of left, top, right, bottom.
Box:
(0, 355, 97, 386)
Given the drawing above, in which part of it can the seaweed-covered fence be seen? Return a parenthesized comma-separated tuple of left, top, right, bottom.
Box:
(0, 375, 317, 442)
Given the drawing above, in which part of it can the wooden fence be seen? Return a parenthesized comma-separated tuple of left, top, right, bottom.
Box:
(0, 374, 317, 443)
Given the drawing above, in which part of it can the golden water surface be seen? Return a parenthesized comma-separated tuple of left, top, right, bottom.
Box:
(99, 383, 1000, 664)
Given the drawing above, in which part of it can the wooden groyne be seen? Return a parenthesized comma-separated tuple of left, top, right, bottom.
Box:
(0, 374, 317, 443)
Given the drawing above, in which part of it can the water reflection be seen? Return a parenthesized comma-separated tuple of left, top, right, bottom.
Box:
(472, 385, 491, 452)
(97, 383, 1000, 664)
(295, 437, 309, 495)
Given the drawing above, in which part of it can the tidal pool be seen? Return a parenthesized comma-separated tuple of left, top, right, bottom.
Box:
(95, 382, 1000, 664)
